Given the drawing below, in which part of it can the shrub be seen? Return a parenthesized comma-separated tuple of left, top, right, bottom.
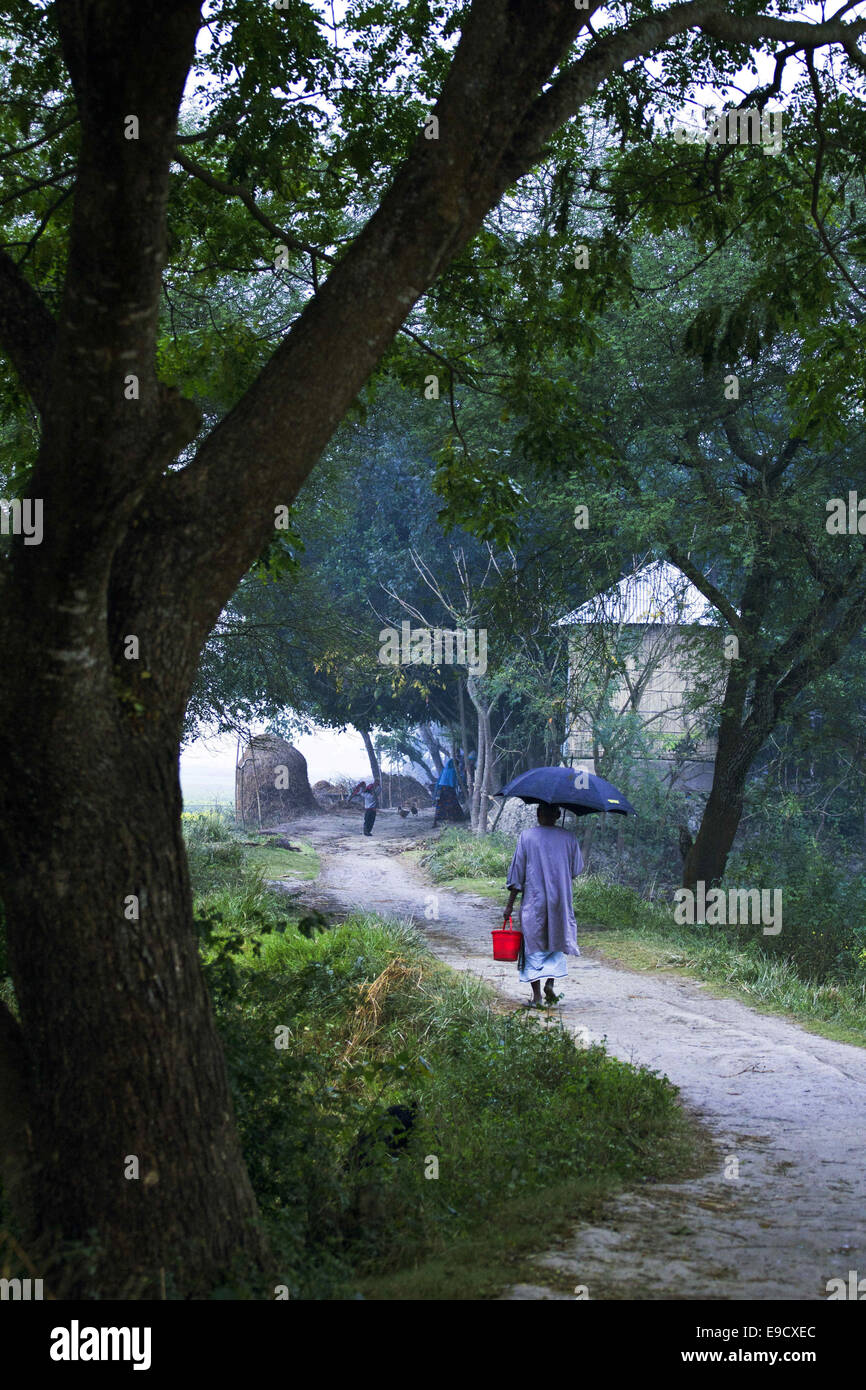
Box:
(422, 826, 514, 884)
(727, 816, 866, 982)
(183, 811, 245, 896)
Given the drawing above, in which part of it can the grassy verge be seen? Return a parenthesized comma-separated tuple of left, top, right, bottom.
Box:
(189, 817, 706, 1300)
(420, 828, 866, 1046)
(182, 810, 319, 927)
(245, 839, 320, 882)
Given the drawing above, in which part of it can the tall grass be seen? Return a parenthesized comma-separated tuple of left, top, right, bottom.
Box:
(183, 810, 246, 896)
(421, 826, 514, 883)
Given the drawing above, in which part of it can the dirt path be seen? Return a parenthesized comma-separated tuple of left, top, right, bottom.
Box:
(274, 809, 866, 1301)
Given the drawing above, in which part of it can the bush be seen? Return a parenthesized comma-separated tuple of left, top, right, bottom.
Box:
(183, 810, 245, 896)
(727, 816, 866, 983)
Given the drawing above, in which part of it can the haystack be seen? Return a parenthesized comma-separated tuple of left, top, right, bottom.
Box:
(236, 734, 317, 827)
(379, 773, 433, 808)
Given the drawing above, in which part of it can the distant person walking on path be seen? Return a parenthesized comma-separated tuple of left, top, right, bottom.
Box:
(432, 757, 466, 827)
(503, 801, 583, 1007)
(362, 781, 380, 836)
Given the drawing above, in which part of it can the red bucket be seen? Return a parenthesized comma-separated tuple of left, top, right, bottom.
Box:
(492, 916, 522, 962)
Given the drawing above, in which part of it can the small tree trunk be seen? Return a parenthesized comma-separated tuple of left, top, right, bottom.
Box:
(359, 727, 380, 784)
(682, 723, 756, 890)
(682, 658, 762, 890)
(457, 680, 472, 804)
(682, 776, 746, 890)
(475, 712, 490, 835)
(419, 724, 444, 780)
(467, 677, 496, 835)
(235, 732, 245, 829)
(250, 744, 263, 829)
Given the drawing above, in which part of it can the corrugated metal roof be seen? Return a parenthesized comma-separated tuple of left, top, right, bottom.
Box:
(557, 560, 719, 627)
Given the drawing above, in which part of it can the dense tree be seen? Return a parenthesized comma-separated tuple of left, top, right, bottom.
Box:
(404, 75, 866, 886)
(508, 209, 866, 889)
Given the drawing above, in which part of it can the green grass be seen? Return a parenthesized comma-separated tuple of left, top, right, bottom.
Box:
(182, 810, 319, 907)
(420, 828, 866, 1045)
(191, 827, 706, 1300)
(181, 796, 234, 815)
(572, 876, 866, 1043)
(245, 840, 319, 882)
(422, 826, 514, 886)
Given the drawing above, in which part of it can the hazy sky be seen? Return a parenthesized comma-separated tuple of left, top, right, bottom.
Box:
(181, 724, 405, 802)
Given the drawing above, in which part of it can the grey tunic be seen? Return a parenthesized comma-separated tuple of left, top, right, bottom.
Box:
(506, 825, 583, 956)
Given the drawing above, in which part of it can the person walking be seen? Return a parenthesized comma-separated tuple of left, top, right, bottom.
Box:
(503, 801, 583, 1006)
(362, 781, 380, 836)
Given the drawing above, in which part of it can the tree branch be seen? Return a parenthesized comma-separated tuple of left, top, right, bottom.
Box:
(666, 542, 746, 641)
(0, 249, 57, 415)
(173, 150, 330, 266)
(500, 5, 866, 183)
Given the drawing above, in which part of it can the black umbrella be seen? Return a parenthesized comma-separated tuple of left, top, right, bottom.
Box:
(494, 765, 637, 817)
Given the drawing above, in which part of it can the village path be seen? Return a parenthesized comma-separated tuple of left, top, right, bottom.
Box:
(273, 807, 866, 1302)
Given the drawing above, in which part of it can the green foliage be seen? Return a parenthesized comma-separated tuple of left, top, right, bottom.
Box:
(577, 874, 866, 1042)
(727, 810, 866, 983)
(208, 913, 692, 1298)
(433, 439, 526, 545)
(183, 811, 246, 896)
(421, 826, 514, 884)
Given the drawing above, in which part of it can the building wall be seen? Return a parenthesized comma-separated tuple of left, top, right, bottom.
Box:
(565, 624, 722, 771)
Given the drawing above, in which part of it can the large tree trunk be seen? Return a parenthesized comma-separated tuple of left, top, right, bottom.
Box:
(682, 664, 759, 891)
(682, 758, 748, 890)
(0, 645, 270, 1297)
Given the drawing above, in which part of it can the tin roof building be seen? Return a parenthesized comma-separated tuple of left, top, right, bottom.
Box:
(558, 560, 726, 791)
